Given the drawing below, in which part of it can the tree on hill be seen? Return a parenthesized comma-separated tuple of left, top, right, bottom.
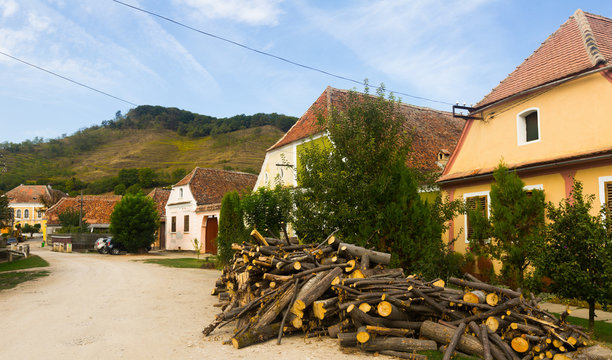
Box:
(109, 192, 159, 253)
(535, 180, 612, 331)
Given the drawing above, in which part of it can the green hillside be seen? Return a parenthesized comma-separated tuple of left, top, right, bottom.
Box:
(0, 106, 294, 195)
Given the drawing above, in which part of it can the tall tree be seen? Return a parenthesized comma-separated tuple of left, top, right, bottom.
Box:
(0, 192, 12, 229)
(241, 185, 293, 239)
(109, 192, 159, 253)
(536, 180, 612, 331)
(217, 191, 248, 265)
(468, 164, 545, 288)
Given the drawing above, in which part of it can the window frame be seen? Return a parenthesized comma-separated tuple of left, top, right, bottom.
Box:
(171, 216, 177, 233)
(517, 108, 541, 146)
(598, 176, 612, 218)
(463, 191, 490, 243)
(16, 209, 21, 218)
(24, 209, 29, 219)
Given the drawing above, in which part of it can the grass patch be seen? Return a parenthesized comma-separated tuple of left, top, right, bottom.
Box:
(0, 255, 49, 272)
(559, 314, 612, 344)
(418, 350, 477, 360)
(0, 270, 50, 290)
(140, 257, 218, 269)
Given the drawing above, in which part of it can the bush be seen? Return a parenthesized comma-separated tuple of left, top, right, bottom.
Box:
(109, 192, 159, 253)
(217, 191, 248, 265)
(241, 185, 293, 239)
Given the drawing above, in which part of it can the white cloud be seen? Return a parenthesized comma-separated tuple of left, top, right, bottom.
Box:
(0, 0, 18, 18)
(174, 0, 284, 26)
(303, 0, 500, 105)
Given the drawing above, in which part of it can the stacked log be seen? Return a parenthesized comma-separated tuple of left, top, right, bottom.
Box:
(203, 230, 592, 359)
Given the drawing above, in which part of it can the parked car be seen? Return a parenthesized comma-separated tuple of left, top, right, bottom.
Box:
(106, 239, 126, 255)
(94, 237, 112, 254)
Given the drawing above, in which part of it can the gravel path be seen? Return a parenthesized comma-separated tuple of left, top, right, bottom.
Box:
(0, 245, 372, 360)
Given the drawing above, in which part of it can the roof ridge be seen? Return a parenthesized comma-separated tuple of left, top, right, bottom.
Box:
(574, 9, 607, 66)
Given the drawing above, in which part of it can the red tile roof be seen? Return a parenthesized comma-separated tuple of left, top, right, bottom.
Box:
(174, 168, 257, 206)
(476, 9, 612, 109)
(269, 86, 464, 171)
(147, 188, 170, 218)
(45, 195, 122, 226)
(5, 184, 65, 204)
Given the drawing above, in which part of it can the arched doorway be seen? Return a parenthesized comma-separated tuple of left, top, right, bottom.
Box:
(204, 216, 218, 254)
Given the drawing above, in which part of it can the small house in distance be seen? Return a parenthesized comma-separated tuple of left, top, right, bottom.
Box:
(44, 195, 122, 234)
(164, 167, 257, 253)
(5, 184, 66, 231)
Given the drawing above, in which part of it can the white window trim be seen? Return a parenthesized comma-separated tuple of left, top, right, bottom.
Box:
(517, 107, 541, 146)
(463, 190, 491, 243)
(523, 184, 544, 191)
(598, 176, 612, 211)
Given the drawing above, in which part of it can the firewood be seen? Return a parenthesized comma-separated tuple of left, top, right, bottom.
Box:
(361, 337, 438, 352)
(443, 322, 467, 360)
(420, 320, 484, 357)
(464, 290, 486, 304)
(449, 277, 522, 298)
(250, 229, 270, 246)
(377, 300, 409, 320)
(337, 242, 391, 265)
(487, 293, 500, 306)
(338, 332, 358, 347)
(379, 350, 428, 360)
(365, 325, 414, 337)
(292, 267, 342, 312)
(327, 319, 349, 338)
(356, 325, 370, 344)
(231, 322, 280, 349)
(347, 305, 421, 330)
(313, 297, 338, 320)
(511, 337, 530, 353)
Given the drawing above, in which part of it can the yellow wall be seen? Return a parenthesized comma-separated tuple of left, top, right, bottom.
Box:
(10, 205, 45, 228)
(447, 73, 612, 175)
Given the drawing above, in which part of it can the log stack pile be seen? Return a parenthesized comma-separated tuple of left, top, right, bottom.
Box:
(203, 231, 591, 360)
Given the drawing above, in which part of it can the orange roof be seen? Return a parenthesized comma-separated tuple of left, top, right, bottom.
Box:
(174, 168, 257, 206)
(269, 86, 464, 171)
(45, 195, 122, 226)
(5, 184, 64, 204)
(147, 188, 170, 218)
(476, 9, 612, 109)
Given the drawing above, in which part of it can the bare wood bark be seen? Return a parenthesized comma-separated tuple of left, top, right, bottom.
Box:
(449, 277, 522, 298)
(420, 320, 484, 357)
(276, 278, 300, 344)
(338, 242, 391, 265)
(443, 322, 467, 360)
(365, 325, 414, 337)
(231, 323, 280, 349)
(361, 337, 438, 352)
(379, 350, 427, 360)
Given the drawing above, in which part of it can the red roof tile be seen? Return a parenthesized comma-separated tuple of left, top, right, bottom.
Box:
(476, 9, 612, 109)
(5, 184, 65, 204)
(147, 188, 170, 218)
(174, 168, 257, 206)
(269, 86, 464, 171)
(44, 195, 122, 226)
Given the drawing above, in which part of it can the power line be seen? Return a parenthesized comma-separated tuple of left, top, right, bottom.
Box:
(0, 50, 138, 107)
(112, 0, 453, 106)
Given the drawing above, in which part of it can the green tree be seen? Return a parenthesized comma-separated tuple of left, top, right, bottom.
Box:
(0, 193, 12, 229)
(125, 184, 142, 195)
(21, 223, 40, 237)
(58, 208, 88, 233)
(293, 85, 461, 278)
(138, 167, 156, 188)
(536, 180, 612, 331)
(109, 192, 159, 253)
(114, 184, 126, 195)
(468, 163, 545, 288)
(241, 185, 293, 239)
(118, 168, 139, 187)
(217, 191, 248, 265)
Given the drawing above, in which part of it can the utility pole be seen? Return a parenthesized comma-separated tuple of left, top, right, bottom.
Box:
(79, 190, 83, 231)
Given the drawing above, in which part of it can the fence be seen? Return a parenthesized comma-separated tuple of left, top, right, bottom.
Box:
(50, 233, 110, 252)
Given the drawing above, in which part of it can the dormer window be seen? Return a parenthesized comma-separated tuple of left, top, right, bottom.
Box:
(517, 108, 540, 145)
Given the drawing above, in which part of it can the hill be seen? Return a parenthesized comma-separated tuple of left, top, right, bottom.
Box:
(0, 106, 295, 195)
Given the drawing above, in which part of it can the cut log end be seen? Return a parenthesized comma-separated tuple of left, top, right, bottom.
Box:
(377, 301, 393, 317)
(511, 337, 530, 353)
(356, 326, 370, 344)
(486, 293, 499, 306)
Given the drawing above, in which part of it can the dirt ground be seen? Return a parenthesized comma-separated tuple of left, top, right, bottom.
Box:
(0, 244, 377, 360)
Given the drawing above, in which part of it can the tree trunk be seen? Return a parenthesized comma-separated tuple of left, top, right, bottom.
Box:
(361, 337, 438, 352)
(443, 322, 467, 360)
(588, 298, 595, 332)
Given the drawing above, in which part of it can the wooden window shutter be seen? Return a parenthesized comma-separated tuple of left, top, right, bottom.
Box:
(184, 215, 189, 232)
(466, 195, 487, 240)
(171, 216, 177, 232)
(605, 182, 612, 215)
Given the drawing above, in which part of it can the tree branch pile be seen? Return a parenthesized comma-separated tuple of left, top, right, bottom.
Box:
(203, 231, 592, 359)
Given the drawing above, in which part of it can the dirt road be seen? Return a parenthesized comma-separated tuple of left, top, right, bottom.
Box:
(0, 245, 372, 360)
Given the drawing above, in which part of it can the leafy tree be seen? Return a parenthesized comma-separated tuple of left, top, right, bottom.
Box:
(58, 208, 88, 233)
(118, 168, 139, 187)
(138, 167, 156, 188)
(0, 193, 13, 229)
(217, 191, 248, 265)
(109, 192, 159, 253)
(125, 184, 142, 195)
(535, 180, 612, 331)
(114, 184, 126, 195)
(21, 223, 40, 237)
(293, 85, 462, 278)
(241, 185, 293, 239)
(468, 164, 545, 288)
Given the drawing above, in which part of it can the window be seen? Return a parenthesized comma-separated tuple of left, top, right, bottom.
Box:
(24, 209, 29, 219)
(179, 188, 183, 198)
(16, 209, 21, 218)
(598, 176, 612, 219)
(524, 184, 544, 198)
(184, 215, 189, 233)
(466, 196, 488, 240)
(517, 108, 540, 145)
(171, 216, 177, 232)
(38, 211, 43, 219)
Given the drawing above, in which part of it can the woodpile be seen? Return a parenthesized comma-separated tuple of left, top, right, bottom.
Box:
(203, 230, 592, 359)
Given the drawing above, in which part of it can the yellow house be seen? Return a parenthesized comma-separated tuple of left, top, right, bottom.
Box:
(5, 185, 66, 230)
(438, 9, 612, 253)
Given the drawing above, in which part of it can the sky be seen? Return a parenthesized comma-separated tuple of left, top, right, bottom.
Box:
(0, 0, 611, 143)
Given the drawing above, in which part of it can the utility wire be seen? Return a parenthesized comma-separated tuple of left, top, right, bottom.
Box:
(0, 50, 138, 107)
(112, 0, 453, 106)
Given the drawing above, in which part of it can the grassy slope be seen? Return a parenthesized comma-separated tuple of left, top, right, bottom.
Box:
(51, 125, 282, 182)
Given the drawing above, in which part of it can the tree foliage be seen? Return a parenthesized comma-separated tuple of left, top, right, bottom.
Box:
(109, 192, 159, 253)
(21, 223, 40, 237)
(241, 185, 293, 239)
(217, 191, 248, 265)
(468, 164, 545, 288)
(293, 86, 462, 278)
(535, 180, 612, 330)
(0, 193, 12, 229)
